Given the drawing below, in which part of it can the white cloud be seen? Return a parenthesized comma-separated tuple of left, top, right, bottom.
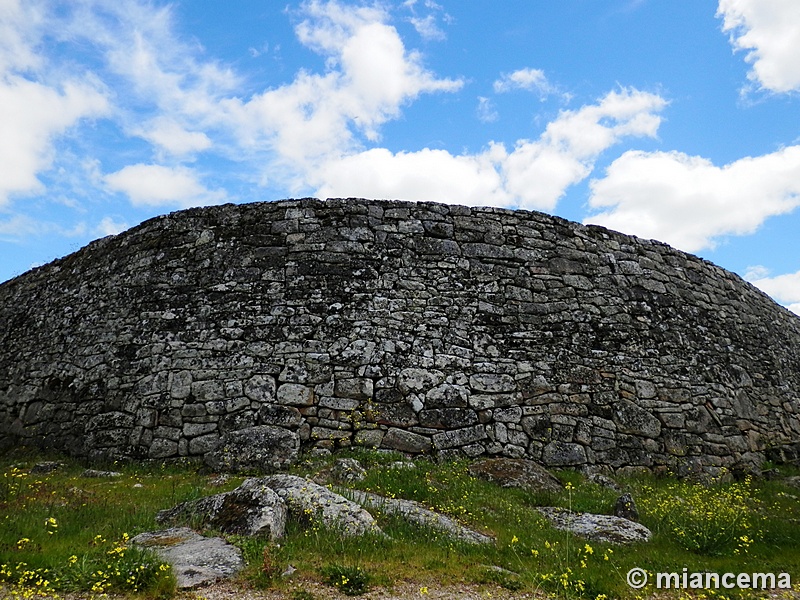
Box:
(314, 145, 510, 206)
(0, 0, 44, 74)
(0, 0, 109, 207)
(137, 117, 212, 156)
(586, 145, 800, 252)
(409, 14, 445, 41)
(0, 76, 108, 206)
(223, 0, 463, 176)
(745, 268, 800, 315)
(0, 213, 41, 239)
(476, 96, 498, 123)
(314, 88, 667, 212)
(69, 1, 240, 116)
(501, 88, 666, 211)
(744, 264, 771, 280)
(717, 0, 800, 93)
(95, 216, 129, 237)
(494, 68, 556, 97)
(104, 164, 226, 208)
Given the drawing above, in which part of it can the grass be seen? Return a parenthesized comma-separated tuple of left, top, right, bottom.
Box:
(2, 446, 800, 599)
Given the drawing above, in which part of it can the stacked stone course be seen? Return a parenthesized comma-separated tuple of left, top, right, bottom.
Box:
(1, 197, 800, 476)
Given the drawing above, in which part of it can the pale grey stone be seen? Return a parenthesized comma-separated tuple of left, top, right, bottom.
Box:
(382, 427, 432, 454)
(261, 474, 382, 537)
(537, 507, 651, 544)
(276, 383, 315, 406)
(348, 490, 493, 544)
(131, 528, 244, 589)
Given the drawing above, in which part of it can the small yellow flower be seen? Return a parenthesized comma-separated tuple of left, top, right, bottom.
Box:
(419, 586, 429, 595)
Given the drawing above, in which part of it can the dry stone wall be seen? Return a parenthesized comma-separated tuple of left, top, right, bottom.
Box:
(2, 198, 800, 476)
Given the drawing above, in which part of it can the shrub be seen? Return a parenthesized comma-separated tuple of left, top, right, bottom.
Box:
(637, 475, 761, 555)
(321, 563, 371, 596)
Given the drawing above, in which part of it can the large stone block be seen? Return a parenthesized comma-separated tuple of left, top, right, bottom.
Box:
(382, 427, 432, 454)
(276, 383, 315, 406)
(204, 425, 300, 473)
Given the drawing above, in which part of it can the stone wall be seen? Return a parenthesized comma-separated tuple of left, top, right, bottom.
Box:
(2, 198, 800, 476)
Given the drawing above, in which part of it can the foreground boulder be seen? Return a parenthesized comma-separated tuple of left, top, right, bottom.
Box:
(131, 527, 244, 589)
(156, 478, 287, 539)
(537, 507, 651, 544)
(468, 458, 563, 494)
(261, 474, 382, 537)
(204, 425, 299, 473)
(348, 489, 493, 545)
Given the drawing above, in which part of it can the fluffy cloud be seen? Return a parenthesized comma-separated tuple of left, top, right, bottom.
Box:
(403, 0, 449, 42)
(224, 0, 463, 175)
(95, 216, 129, 237)
(494, 68, 555, 97)
(0, 1, 109, 207)
(104, 164, 225, 207)
(315, 88, 667, 211)
(586, 145, 800, 252)
(0, 76, 108, 206)
(314, 145, 510, 206)
(745, 267, 800, 315)
(717, 0, 800, 93)
(136, 117, 212, 156)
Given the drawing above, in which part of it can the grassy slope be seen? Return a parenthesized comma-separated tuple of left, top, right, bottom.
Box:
(2, 447, 799, 599)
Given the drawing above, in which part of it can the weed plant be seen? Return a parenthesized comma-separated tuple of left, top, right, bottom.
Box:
(0, 448, 236, 598)
(3, 447, 800, 599)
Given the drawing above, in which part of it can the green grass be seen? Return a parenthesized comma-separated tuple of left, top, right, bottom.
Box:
(2, 446, 800, 599)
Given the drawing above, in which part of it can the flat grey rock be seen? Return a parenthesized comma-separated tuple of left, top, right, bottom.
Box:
(81, 469, 122, 478)
(131, 527, 244, 589)
(348, 489, 493, 545)
(537, 507, 651, 544)
(31, 461, 62, 474)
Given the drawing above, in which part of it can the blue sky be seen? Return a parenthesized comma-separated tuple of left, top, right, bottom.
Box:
(2, 0, 800, 313)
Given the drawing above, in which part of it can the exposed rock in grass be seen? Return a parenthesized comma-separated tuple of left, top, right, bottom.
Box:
(131, 527, 244, 589)
(156, 478, 287, 539)
(347, 489, 494, 545)
(468, 458, 563, 494)
(586, 472, 624, 492)
(261, 474, 382, 537)
(537, 507, 651, 544)
(81, 469, 122, 478)
(613, 493, 639, 521)
(784, 476, 800, 490)
(313, 457, 367, 484)
(31, 461, 62, 474)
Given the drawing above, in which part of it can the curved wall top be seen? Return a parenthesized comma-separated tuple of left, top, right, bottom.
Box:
(2, 198, 799, 475)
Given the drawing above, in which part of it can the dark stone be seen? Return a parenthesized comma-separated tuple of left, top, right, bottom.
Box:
(613, 493, 639, 521)
(468, 458, 563, 494)
(204, 425, 299, 473)
(157, 478, 287, 539)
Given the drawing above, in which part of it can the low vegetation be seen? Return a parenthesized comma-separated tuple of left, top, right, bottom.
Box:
(2, 446, 800, 599)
